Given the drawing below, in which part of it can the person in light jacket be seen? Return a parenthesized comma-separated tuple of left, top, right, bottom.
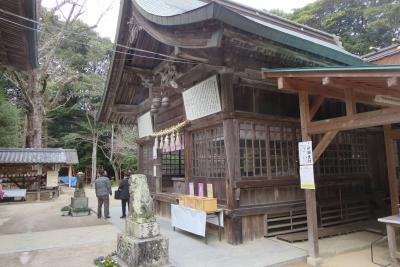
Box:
(95, 170, 112, 219)
(118, 170, 131, 218)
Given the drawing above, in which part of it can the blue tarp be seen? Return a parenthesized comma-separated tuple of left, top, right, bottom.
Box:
(59, 176, 77, 187)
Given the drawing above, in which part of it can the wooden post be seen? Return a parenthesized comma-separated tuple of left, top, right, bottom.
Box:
(299, 91, 320, 265)
(384, 125, 399, 215)
(184, 130, 192, 194)
(220, 73, 242, 244)
(68, 165, 72, 188)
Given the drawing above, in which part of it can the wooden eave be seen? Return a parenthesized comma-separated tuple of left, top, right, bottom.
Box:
(262, 65, 400, 134)
(0, 0, 38, 70)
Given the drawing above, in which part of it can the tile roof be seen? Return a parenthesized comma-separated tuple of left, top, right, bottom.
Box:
(0, 148, 79, 165)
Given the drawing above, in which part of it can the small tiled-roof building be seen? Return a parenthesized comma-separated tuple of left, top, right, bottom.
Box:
(363, 43, 400, 65)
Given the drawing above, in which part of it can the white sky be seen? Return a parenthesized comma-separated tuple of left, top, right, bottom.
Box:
(41, 0, 316, 42)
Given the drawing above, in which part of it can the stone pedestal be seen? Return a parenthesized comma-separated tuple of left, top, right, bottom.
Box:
(70, 172, 90, 216)
(117, 232, 168, 267)
(117, 174, 169, 267)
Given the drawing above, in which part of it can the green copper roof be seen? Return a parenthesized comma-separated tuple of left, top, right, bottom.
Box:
(132, 0, 366, 66)
(262, 65, 400, 73)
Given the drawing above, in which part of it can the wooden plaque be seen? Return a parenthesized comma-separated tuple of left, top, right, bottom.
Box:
(183, 75, 221, 120)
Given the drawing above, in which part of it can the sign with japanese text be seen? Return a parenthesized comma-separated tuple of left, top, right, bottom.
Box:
(182, 75, 221, 120)
(138, 111, 153, 138)
(298, 141, 315, 189)
(298, 141, 313, 165)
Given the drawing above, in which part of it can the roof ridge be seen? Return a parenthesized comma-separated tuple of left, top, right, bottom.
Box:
(207, 0, 339, 44)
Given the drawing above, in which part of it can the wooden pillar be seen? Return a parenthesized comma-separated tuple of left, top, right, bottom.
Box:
(137, 144, 143, 174)
(299, 91, 320, 264)
(384, 125, 399, 215)
(220, 73, 242, 244)
(68, 165, 72, 188)
(155, 147, 162, 194)
(184, 130, 192, 194)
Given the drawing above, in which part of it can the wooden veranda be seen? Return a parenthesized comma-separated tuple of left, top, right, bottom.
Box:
(262, 65, 400, 264)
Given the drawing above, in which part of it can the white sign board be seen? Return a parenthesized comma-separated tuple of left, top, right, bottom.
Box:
(137, 111, 153, 138)
(46, 171, 59, 187)
(298, 141, 313, 165)
(182, 75, 221, 120)
(300, 165, 315, 189)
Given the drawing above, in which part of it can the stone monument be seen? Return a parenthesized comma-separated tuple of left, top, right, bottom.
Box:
(70, 172, 90, 216)
(117, 174, 169, 267)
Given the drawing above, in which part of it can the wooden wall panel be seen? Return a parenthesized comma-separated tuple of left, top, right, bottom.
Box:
(242, 215, 265, 241)
(239, 185, 304, 207)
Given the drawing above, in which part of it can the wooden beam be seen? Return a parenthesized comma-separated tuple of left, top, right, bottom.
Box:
(277, 77, 296, 91)
(344, 88, 356, 115)
(312, 130, 339, 162)
(175, 64, 233, 92)
(384, 125, 399, 215)
(388, 77, 399, 88)
(309, 95, 325, 119)
(112, 104, 139, 114)
(298, 91, 320, 261)
(308, 106, 400, 135)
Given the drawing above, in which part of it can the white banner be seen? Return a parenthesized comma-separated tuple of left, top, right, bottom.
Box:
(171, 204, 207, 237)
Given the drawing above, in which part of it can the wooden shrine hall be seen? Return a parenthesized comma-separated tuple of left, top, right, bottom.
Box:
(98, 0, 395, 258)
(262, 65, 400, 264)
(0, 0, 38, 70)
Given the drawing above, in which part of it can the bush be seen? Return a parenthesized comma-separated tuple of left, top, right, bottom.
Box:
(94, 252, 120, 267)
(61, 206, 71, 212)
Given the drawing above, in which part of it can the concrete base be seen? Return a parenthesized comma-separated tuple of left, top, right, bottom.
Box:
(117, 233, 168, 267)
(307, 256, 322, 266)
(126, 220, 159, 239)
(71, 197, 88, 209)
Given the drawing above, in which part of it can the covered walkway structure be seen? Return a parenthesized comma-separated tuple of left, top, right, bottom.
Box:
(262, 65, 400, 265)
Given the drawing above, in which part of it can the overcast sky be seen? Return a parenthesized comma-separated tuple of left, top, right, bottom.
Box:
(42, 0, 316, 42)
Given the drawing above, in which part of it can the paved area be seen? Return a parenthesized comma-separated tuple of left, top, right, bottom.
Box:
(280, 231, 384, 257)
(108, 207, 308, 267)
(0, 187, 392, 267)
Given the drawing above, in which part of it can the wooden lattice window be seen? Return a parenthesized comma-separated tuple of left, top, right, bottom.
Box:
(314, 132, 369, 176)
(141, 143, 153, 178)
(269, 125, 300, 177)
(192, 125, 225, 178)
(240, 121, 300, 178)
(239, 122, 268, 177)
(162, 150, 184, 176)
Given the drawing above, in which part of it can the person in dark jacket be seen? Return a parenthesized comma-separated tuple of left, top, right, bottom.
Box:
(119, 170, 131, 218)
(95, 170, 112, 219)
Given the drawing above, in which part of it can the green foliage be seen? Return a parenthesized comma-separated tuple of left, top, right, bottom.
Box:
(94, 252, 120, 267)
(286, 0, 400, 55)
(0, 80, 21, 147)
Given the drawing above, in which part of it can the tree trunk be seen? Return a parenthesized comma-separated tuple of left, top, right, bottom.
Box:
(26, 71, 44, 148)
(111, 162, 119, 182)
(42, 118, 48, 148)
(91, 135, 97, 184)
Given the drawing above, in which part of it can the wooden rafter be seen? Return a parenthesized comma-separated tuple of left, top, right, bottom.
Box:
(309, 95, 325, 119)
(312, 130, 339, 162)
(308, 106, 400, 135)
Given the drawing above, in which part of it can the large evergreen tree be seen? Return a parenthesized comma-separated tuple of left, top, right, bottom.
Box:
(288, 0, 400, 55)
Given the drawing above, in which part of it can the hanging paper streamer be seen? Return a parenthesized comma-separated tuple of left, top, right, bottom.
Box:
(175, 131, 181, 151)
(154, 137, 159, 149)
(170, 132, 176, 152)
(159, 136, 164, 151)
(164, 134, 170, 153)
(181, 133, 185, 150)
(152, 137, 158, 159)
